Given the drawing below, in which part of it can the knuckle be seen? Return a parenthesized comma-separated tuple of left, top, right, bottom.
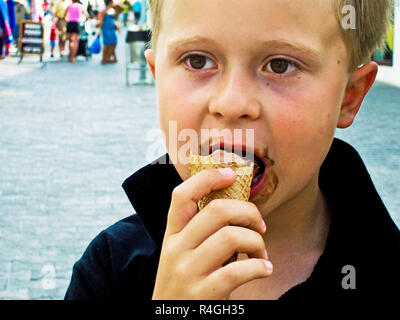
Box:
(207, 200, 229, 220)
(203, 169, 217, 178)
(198, 169, 215, 182)
(189, 284, 202, 299)
(162, 245, 175, 261)
(219, 226, 237, 245)
(207, 199, 223, 211)
(247, 201, 258, 210)
(175, 260, 189, 278)
(223, 268, 240, 284)
(171, 186, 185, 201)
(163, 237, 180, 258)
(247, 202, 260, 217)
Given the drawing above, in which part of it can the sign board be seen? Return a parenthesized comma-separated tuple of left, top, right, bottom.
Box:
(19, 20, 44, 56)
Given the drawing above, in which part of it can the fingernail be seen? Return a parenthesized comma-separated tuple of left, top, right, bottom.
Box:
(264, 260, 273, 273)
(260, 219, 267, 233)
(217, 168, 235, 178)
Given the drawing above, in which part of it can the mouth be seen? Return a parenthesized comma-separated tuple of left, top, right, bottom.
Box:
(207, 142, 268, 200)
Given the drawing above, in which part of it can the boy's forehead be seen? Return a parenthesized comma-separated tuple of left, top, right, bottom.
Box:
(159, 0, 342, 57)
(162, 0, 335, 23)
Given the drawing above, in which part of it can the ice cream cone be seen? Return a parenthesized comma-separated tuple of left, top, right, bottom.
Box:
(189, 151, 254, 210)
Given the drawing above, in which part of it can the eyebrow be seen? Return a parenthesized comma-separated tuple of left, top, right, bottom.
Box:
(167, 36, 323, 64)
(259, 39, 323, 62)
(167, 36, 220, 52)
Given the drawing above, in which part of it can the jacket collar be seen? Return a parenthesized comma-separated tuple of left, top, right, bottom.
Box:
(122, 153, 183, 247)
(122, 138, 390, 248)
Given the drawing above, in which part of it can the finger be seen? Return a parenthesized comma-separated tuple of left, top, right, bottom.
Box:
(181, 199, 266, 249)
(205, 258, 273, 299)
(166, 168, 236, 236)
(192, 226, 268, 274)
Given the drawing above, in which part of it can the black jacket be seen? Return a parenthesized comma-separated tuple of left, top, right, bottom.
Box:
(64, 138, 400, 300)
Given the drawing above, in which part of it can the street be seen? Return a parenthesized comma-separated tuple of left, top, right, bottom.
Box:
(0, 28, 399, 299)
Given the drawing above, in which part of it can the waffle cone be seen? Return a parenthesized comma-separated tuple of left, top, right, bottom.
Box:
(189, 152, 254, 210)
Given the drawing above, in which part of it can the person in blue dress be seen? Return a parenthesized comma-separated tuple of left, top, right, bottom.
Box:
(97, 0, 120, 64)
(133, 0, 141, 24)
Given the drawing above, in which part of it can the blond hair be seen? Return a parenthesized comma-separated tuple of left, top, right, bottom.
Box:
(335, 0, 393, 70)
(148, 0, 393, 71)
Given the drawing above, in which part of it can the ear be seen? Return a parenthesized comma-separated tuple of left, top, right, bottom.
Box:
(144, 49, 156, 80)
(337, 61, 377, 129)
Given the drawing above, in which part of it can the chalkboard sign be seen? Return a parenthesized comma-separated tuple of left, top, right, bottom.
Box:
(19, 20, 44, 55)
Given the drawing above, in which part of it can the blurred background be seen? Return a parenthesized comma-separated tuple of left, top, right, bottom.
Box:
(0, 0, 399, 300)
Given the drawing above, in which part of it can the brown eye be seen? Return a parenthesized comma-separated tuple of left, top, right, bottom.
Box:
(185, 54, 216, 70)
(269, 59, 289, 74)
(189, 55, 207, 69)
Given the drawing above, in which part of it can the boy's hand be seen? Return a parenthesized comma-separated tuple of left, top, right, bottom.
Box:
(152, 168, 272, 300)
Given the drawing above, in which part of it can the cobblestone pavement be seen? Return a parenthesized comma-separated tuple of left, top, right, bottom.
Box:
(0, 29, 399, 299)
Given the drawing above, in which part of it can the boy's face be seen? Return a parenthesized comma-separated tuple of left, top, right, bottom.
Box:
(148, 0, 362, 215)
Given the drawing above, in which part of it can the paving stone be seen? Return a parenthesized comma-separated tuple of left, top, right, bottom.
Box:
(0, 289, 29, 300)
(0, 278, 7, 291)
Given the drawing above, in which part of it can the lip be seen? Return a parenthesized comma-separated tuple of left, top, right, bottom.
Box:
(249, 166, 268, 200)
(206, 140, 268, 199)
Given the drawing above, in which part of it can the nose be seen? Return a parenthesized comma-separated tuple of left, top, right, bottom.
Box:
(209, 68, 261, 122)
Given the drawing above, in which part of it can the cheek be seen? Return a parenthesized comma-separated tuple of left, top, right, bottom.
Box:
(270, 85, 340, 185)
(157, 70, 209, 180)
(158, 73, 202, 139)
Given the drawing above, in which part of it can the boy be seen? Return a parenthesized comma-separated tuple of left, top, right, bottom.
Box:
(50, 22, 58, 58)
(65, 0, 399, 300)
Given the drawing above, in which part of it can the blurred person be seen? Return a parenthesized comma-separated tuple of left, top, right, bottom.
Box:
(64, 0, 88, 62)
(53, 0, 70, 56)
(0, 0, 13, 58)
(42, 0, 50, 16)
(97, 0, 119, 64)
(89, 0, 104, 15)
(13, 1, 29, 44)
(121, 0, 130, 27)
(49, 19, 57, 57)
(31, 0, 45, 21)
(85, 8, 98, 46)
(86, 0, 94, 18)
(92, 8, 98, 19)
(7, 0, 16, 39)
(132, 0, 140, 24)
(0, 30, 3, 59)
